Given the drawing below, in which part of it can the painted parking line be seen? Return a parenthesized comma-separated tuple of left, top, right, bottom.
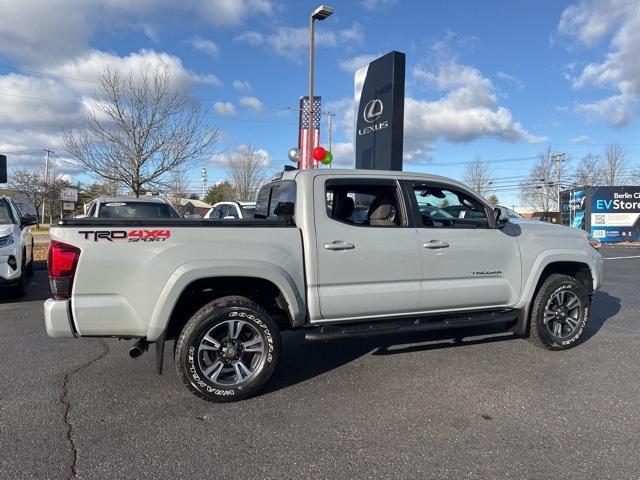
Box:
(604, 255, 640, 260)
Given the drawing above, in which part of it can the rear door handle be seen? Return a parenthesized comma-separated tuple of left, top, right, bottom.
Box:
(324, 241, 355, 251)
(422, 240, 449, 249)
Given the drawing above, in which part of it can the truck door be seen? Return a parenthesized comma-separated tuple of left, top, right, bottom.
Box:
(313, 176, 421, 320)
(407, 181, 521, 311)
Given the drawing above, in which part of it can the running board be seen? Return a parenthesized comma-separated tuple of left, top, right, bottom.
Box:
(304, 311, 517, 341)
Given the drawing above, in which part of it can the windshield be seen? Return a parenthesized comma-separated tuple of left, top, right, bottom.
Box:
(99, 201, 179, 219)
(0, 199, 13, 224)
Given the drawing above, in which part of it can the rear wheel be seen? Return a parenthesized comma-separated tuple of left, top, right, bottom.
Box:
(175, 295, 281, 402)
(528, 274, 590, 350)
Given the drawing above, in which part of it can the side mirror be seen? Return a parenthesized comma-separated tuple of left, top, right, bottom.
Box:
(21, 214, 37, 227)
(494, 207, 509, 228)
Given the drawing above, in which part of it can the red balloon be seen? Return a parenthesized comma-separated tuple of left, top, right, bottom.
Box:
(312, 146, 326, 161)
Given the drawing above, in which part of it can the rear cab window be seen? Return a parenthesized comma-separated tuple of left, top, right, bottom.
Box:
(255, 181, 296, 221)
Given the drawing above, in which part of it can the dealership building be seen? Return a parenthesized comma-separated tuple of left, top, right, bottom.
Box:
(560, 186, 640, 243)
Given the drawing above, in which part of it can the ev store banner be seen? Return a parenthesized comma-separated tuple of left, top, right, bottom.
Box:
(591, 186, 640, 242)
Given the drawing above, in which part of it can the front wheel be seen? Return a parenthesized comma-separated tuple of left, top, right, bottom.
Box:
(528, 274, 591, 350)
(175, 295, 281, 402)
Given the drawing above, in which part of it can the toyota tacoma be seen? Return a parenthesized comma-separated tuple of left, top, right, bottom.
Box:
(44, 169, 604, 402)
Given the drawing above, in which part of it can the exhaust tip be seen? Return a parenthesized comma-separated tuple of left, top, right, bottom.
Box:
(129, 339, 149, 358)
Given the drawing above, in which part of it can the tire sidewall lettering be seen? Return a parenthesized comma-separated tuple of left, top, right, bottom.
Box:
(543, 283, 588, 347)
(188, 345, 235, 397)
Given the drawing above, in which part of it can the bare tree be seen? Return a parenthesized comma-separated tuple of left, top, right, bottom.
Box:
(601, 143, 629, 186)
(7, 167, 70, 225)
(64, 67, 221, 197)
(574, 154, 602, 186)
(463, 156, 494, 197)
(226, 146, 267, 201)
(165, 167, 190, 215)
(519, 148, 568, 212)
(7, 169, 46, 226)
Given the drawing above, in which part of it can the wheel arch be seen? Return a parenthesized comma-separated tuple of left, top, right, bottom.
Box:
(146, 260, 306, 342)
(512, 255, 596, 336)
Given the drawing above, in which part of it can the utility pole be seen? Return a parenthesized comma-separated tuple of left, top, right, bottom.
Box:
(42, 149, 54, 224)
(551, 153, 565, 213)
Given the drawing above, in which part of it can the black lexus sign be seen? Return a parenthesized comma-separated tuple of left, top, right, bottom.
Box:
(0, 154, 6, 183)
(354, 51, 405, 171)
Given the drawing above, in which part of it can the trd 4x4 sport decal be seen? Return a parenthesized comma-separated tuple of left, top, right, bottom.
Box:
(78, 230, 171, 242)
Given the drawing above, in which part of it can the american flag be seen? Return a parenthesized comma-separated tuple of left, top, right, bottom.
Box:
(298, 96, 321, 169)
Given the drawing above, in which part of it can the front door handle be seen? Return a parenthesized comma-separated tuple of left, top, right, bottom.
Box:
(422, 240, 449, 249)
(324, 241, 355, 251)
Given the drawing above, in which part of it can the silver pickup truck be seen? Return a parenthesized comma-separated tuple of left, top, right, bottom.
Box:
(44, 169, 604, 402)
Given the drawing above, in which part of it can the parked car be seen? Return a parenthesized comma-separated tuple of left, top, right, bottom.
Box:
(45, 169, 603, 402)
(205, 201, 256, 219)
(79, 196, 181, 219)
(0, 196, 37, 294)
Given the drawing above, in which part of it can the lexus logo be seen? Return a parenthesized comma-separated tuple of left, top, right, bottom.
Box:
(363, 99, 383, 123)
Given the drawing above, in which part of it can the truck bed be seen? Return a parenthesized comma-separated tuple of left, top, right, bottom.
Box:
(50, 219, 305, 339)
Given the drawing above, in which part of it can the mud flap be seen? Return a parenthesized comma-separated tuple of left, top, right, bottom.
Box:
(155, 329, 166, 375)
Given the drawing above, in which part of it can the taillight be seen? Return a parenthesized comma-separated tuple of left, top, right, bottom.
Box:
(47, 240, 81, 300)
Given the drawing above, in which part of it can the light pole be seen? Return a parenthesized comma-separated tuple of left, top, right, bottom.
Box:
(200, 167, 207, 199)
(551, 153, 566, 212)
(306, 5, 333, 170)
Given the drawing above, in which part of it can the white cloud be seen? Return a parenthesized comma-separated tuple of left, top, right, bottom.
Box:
(569, 134, 591, 144)
(235, 23, 364, 61)
(559, 0, 640, 126)
(234, 31, 264, 46)
(339, 54, 381, 74)
(331, 142, 355, 168)
(190, 37, 219, 59)
(47, 49, 222, 92)
(0, 0, 274, 66)
(409, 60, 544, 158)
(209, 145, 272, 167)
(497, 71, 525, 90)
(0, 48, 221, 178)
(233, 80, 252, 91)
(213, 101, 236, 116)
(359, 0, 397, 10)
(0, 74, 84, 131)
(239, 96, 264, 113)
(195, 0, 273, 27)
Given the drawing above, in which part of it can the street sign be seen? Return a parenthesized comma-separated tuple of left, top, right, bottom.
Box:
(62, 202, 75, 211)
(60, 188, 78, 202)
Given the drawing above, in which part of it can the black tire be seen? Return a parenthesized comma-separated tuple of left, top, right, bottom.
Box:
(175, 295, 281, 402)
(26, 243, 34, 277)
(528, 274, 590, 350)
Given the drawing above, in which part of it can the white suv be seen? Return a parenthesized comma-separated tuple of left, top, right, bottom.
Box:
(0, 196, 37, 294)
(205, 201, 256, 219)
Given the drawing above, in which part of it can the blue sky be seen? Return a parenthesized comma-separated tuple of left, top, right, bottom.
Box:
(1, 0, 639, 206)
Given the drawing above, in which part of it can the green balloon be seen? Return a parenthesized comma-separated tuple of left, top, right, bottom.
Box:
(322, 151, 333, 165)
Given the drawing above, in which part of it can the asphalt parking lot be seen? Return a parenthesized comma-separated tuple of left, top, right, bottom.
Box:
(1, 247, 639, 480)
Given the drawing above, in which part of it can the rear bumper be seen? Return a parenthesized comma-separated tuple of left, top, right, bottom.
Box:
(44, 298, 76, 338)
